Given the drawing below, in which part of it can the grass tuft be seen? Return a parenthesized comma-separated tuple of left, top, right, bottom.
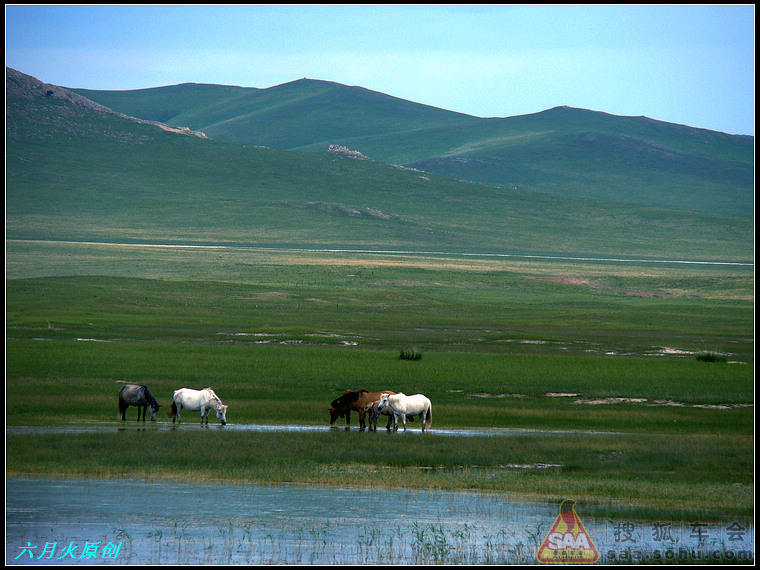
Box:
(695, 351, 729, 363)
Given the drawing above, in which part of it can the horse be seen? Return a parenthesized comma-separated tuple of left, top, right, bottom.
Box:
(168, 387, 228, 425)
(329, 389, 399, 430)
(118, 384, 161, 422)
(364, 400, 403, 431)
(378, 392, 432, 432)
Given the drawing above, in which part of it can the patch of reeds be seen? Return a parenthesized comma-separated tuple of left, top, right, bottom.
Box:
(128, 518, 541, 564)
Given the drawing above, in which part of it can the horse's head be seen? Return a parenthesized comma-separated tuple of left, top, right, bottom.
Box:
(328, 406, 350, 424)
(148, 402, 161, 421)
(377, 393, 391, 412)
(216, 404, 228, 425)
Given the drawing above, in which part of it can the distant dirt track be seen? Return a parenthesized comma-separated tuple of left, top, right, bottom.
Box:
(8, 238, 755, 267)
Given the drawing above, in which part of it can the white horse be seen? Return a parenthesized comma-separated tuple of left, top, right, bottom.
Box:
(168, 387, 228, 425)
(377, 392, 432, 432)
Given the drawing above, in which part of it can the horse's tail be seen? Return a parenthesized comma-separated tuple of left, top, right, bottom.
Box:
(118, 397, 126, 421)
(425, 401, 432, 429)
(167, 400, 177, 418)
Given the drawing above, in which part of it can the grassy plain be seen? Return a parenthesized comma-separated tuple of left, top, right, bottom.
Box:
(5, 240, 755, 519)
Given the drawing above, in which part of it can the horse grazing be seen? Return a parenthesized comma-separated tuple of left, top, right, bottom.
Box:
(378, 392, 432, 432)
(329, 389, 398, 430)
(168, 387, 228, 425)
(118, 384, 161, 422)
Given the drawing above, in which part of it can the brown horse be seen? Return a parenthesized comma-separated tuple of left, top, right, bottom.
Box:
(329, 389, 399, 430)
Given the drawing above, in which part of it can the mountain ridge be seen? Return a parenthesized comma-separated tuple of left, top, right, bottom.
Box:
(5, 67, 753, 263)
(68, 75, 753, 215)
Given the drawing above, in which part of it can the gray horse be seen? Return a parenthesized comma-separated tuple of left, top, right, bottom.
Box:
(118, 384, 161, 421)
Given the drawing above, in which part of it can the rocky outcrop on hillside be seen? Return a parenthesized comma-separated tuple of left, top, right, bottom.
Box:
(7, 66, 123, 115)
(328, 144, 372, 160)
(6, 67, 207, 140)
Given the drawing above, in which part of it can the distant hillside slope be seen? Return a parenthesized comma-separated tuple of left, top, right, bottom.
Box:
(6, 68, 753, 262)
(73, 79, 474, 149)
(73, 78, 754, 215)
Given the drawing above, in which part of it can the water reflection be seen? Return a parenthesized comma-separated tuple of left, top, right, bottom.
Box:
(6, 477, 753, 565)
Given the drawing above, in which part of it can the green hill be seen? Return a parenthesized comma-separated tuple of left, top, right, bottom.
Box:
(72, 79, 476, 157)
(6, 68, 753, 262)
(72, 78, 754, 215)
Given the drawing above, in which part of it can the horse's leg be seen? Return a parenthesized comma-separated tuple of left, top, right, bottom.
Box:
(359, 408, 366, 431)
(420, 412, 426, 433)
(176, 404, 182, 424)
(385, 414, 393, 431)
(200, 405, 208, 425)
(402, 413, 407, 432)
(345, 409, 351, 429)
(139, 405, 145, 422)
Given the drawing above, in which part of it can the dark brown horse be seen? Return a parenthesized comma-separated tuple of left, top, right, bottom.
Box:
(329, 389, 398, 430)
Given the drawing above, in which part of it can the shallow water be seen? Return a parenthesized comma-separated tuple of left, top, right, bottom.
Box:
(6, 421, 634, 438)
(6, 477, 753, 565)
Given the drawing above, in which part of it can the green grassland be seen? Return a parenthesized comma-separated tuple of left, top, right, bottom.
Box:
(6, 243, 754, 518)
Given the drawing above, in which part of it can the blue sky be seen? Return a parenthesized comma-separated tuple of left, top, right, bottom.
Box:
(5, 4, 755, 135)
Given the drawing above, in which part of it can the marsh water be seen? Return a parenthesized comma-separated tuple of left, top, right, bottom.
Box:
(7, 424, 755, 564)
(7, 477, 754, 565)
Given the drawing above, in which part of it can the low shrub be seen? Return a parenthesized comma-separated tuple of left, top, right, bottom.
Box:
(695, 351, 728, 363)
(399, 348, 423, 361)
